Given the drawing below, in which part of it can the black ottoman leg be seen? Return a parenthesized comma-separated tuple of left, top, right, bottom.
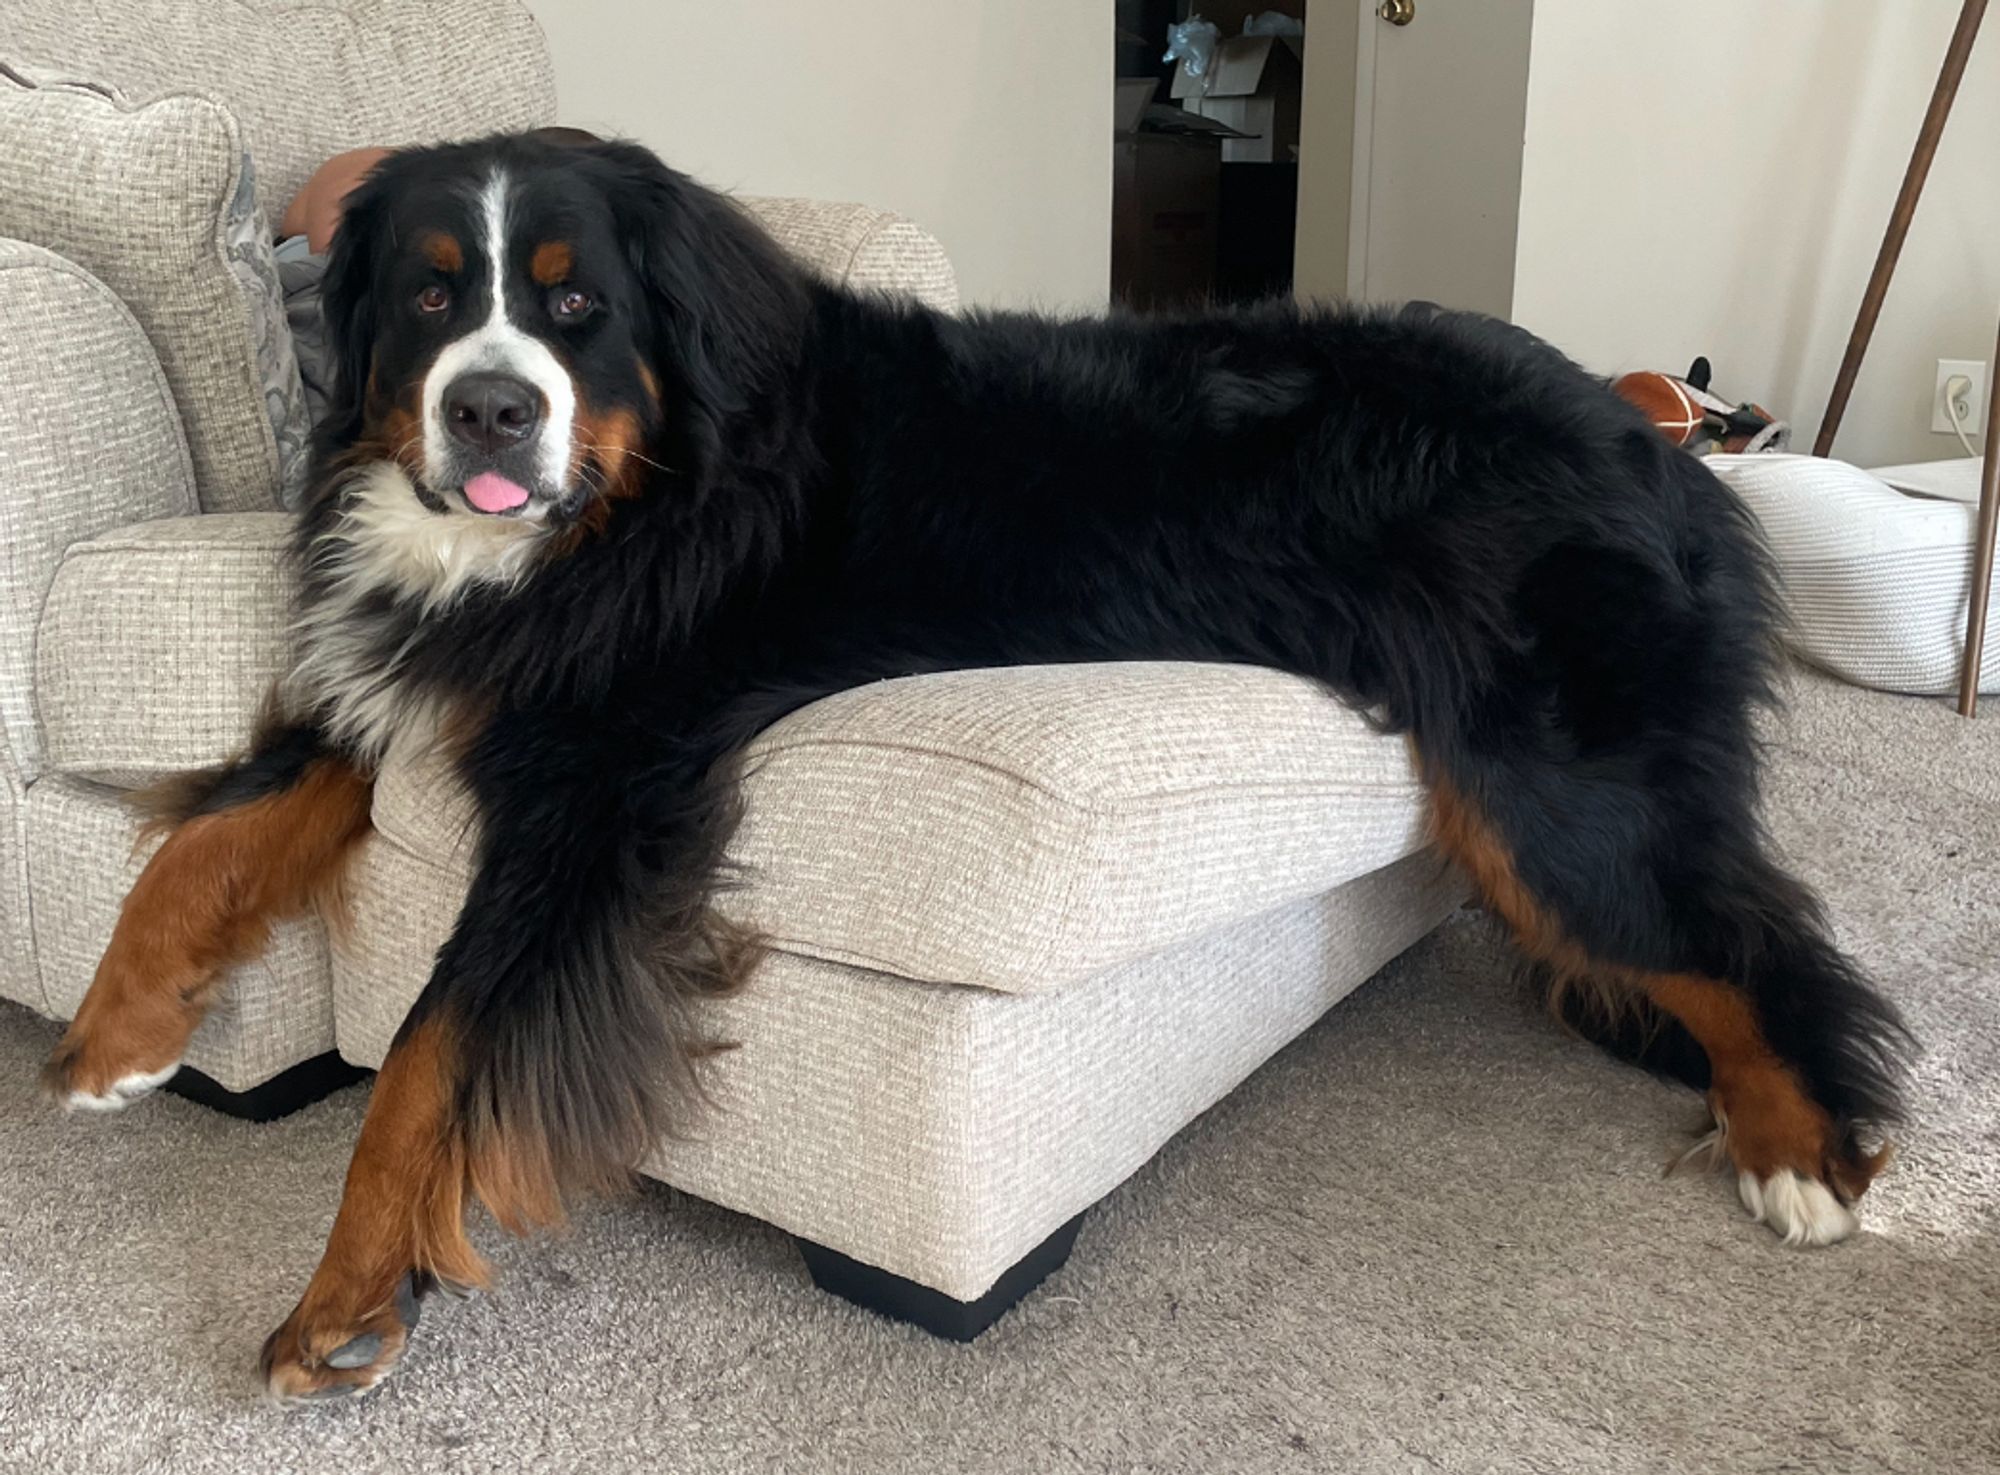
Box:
(163, 1052, 369, 1123)
(795, 1211, 1087, 1342)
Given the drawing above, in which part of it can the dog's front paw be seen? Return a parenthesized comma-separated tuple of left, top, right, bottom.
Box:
(41, 1032, 181, 1113)
(261, 1270, 426, 1405)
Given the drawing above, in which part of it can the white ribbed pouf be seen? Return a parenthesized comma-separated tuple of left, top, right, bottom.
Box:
(1704, 452, 1998, 696)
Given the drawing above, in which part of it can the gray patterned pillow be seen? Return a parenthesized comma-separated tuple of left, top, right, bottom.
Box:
(0, 63, 308, 511)
(223, 154, 313, 506)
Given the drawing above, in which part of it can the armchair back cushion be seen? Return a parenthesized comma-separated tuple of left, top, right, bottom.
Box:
(0, 71, 303, 512)
(1, 0, 557, 511)
(3, 0, 557, 221)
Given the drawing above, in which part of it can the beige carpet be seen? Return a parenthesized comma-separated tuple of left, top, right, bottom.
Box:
(0, 667, 1995, 1475)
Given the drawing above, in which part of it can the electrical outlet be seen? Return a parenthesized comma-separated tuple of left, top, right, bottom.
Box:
(1934, 358, 1988, 436)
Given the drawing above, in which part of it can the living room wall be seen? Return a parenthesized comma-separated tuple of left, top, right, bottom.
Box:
(524, 0, 1114, 311)
(1512, 0, 2000, 468)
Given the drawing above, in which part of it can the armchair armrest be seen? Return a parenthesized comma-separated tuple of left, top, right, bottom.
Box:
(0, 238, 197, 783)
(35, 514, 293, 786)
(740, 198, 959, 312)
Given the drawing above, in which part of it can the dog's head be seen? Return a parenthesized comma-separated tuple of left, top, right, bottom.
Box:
(318, 134, 805, 531)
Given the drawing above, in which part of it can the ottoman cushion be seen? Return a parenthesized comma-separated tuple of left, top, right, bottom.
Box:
(371, 662, 1435, 993)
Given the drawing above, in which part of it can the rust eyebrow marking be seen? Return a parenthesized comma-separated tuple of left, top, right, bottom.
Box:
(419, 231, 463, 272)
(531, 241, 574, 286)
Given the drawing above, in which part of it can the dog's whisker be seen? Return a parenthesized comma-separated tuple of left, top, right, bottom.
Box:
(571, 436, 678, 476)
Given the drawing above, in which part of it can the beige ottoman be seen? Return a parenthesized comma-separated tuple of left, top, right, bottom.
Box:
(332, 662, 1466, 1334)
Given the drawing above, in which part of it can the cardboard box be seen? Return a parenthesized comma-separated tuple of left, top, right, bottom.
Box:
(1114, 77, 1158, 135)
(1170, 33, 1304, 164)
(1192, 0, 1304, 37)
(1112, 131, 1222, 310)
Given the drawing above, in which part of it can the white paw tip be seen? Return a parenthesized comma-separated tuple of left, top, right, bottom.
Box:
(1738, 1168, 1858, 1247)
(64, 1063, 180, 1114)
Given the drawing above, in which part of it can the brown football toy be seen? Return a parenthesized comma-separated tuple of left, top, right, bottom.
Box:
(1614, 359, 1790, 454)
(1613, 370, 1706, 446)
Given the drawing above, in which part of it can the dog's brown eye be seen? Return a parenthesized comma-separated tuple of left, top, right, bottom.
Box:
(416, 284, 450, 314)
(552, 289, 594, 319)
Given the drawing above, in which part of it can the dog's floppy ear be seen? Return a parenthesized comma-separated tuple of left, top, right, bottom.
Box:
(589, 142, 809, 478)
(316, 176, 387, 449)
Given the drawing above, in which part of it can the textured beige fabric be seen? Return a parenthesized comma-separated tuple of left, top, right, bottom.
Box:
(0, 73, 286, 513)
(4, 0, 557, 226)
(742, 197, 960, 311)
(661, 856, 1467, 1296)
(334, 830, 1465, 1297)
(375, 664, 1433, 993)
(1708, 453, 2000, 695)
(0, 240, 197, 785)
(37, 514, 295, 786)
(23, 775, 335, 1090)
(0, 768, 36, 1013)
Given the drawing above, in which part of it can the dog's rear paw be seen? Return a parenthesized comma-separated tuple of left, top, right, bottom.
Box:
(1738, 1168, 1859, 1247)
(261, 1271, 425, 1406)
(1673, 1108, 1885, 1249)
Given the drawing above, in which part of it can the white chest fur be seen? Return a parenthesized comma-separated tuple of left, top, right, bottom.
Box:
(291, 461, 548, 760)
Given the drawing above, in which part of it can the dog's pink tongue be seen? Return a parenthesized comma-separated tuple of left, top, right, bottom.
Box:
(463, 472, 530, 514)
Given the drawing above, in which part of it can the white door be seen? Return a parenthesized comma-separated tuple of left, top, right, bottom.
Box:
(1295, 0, 1535, 318)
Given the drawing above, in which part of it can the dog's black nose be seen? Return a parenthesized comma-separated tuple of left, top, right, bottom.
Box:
(443, 373, 541, 452)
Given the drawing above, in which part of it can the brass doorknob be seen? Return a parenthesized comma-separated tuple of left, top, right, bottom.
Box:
(1378, 0, 1415, 24)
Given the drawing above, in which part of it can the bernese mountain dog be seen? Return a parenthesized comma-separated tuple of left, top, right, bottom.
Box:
(41, 133, 1911, 1402)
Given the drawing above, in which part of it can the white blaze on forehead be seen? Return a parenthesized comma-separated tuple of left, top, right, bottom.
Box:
(420, 167, 577, 498)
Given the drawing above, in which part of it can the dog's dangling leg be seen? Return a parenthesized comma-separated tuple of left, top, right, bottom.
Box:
(1635, 959, 1899, 1245)
(43, 728, 371, 1111)
(260, 705, 775, 1400)
(1422, 761, 1907, 1246)
(260, 1013, 491, 1403)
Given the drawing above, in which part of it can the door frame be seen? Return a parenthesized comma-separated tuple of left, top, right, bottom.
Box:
(1291, 0, 1370, 303)
(1343, 1, 1380, 300)
(1295, 0, 1532, 312)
